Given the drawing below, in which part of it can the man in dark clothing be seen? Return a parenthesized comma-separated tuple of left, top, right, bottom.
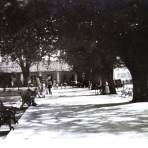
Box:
(46, 75, 53, 94)
(20, 88, 37, 108)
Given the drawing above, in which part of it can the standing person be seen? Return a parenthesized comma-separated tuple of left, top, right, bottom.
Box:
(104, 81, 110, 94)
(46, 75, 53, 95)
(88, 81, 92, 90)
(94, 79, 102, 95)
(36, 76, 42, 97)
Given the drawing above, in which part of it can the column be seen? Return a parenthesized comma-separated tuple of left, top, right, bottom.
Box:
(74, 73, 78, 83)
(57, 71, 60, 84)
(20, 73, 24, 84)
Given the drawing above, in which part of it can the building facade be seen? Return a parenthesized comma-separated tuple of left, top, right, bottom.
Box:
(0, 57, 132, 87)
(0, 60, 76, 87)
(113, 67, 132, 83)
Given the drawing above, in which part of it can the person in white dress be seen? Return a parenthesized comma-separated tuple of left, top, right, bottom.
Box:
(104, 81, 110, 94)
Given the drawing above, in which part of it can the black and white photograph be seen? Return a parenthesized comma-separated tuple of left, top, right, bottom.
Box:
(0, 0, 148, 147)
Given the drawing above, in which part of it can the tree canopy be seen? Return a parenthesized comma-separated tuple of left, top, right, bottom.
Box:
(0, 0, 148, 101)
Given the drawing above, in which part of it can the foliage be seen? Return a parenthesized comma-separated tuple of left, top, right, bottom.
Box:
(0, 0, 148, 99)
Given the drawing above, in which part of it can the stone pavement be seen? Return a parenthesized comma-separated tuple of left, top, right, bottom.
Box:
(1, 88, 148, 148)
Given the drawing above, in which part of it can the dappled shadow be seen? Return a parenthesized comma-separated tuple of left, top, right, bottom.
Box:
(11, 101, 148, 138)
(93, 101, 132, 108)
(3, 88, 148, 140)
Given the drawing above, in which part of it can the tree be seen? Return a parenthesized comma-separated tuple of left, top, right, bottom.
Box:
(60, 0, 148, 100)
(0, 0, 57, 86)
(109, 0, 148, 101)
(2, 19, 57, 86)
(1, 0, 148, 100)
(54, 0, 117, 93)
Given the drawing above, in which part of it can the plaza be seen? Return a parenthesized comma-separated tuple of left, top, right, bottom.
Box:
(1, 88, 148, 147)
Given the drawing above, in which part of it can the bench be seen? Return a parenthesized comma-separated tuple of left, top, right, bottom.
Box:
(0, 101, 17, 130)
(121, 87, 133, 97)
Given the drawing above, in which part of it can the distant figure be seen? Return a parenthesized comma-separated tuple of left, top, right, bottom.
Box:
(104, 81, 110, 94)
(20, 88, 37, 108)
(42, 82, 48, 96)
(88, 81, 92, 90)
(60, 83, 63, 89)
(11, 76, 16, 87)
(53, 80, 58, 89)
(36, 76, 42, 97)
(46, 75, 53, 94)
(95, 80, 102, 95)
(37, 82, 46, 98)
(63, 82, 67, 88)
(36, 76, 41, 86)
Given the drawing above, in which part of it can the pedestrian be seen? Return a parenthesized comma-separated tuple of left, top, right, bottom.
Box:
(104, 81, 110, 94)
(36, 76, 42, 97)
(46, 75, 53, 95)
(53, 79, 58, 89)
(20, 88, 37, 108)
(95, 79, 102, 95)
(88, 81, 92, 90)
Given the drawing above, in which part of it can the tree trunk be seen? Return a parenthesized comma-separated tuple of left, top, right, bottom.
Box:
(91, 69, 101, 90)
(107, 68, 116, 94)
(89, 67, 116, 94)
(20, 61, 31, 87)
(131, 69, 148, 102)
(22, 69, 30, 86)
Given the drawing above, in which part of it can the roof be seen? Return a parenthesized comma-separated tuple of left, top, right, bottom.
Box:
(0, 61, 72, 73)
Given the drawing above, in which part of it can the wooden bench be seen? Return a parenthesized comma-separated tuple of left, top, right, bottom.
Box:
(121, 87, 133, 97)
(0, 101, 17, 131)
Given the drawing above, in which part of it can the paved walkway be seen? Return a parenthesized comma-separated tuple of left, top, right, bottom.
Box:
(1, 88, 148, 148)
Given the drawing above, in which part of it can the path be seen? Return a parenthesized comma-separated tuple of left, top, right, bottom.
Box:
(1, 88, 148, 148)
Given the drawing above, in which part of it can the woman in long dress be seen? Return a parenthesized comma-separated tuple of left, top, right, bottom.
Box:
(104, 81, 110, 94)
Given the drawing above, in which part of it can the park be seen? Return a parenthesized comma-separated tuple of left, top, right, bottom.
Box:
(0, 0, 148, 147)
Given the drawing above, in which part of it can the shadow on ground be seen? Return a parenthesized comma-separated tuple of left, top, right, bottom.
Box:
(13, 101, 148, 137)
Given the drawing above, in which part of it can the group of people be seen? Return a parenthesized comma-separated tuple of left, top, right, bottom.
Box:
(29, 75, 112, 98)
(21, 76, 112, 108)
(36, 75, 53, 98)
(20, 75, 53, 108)
(89, 80, 110, 95)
